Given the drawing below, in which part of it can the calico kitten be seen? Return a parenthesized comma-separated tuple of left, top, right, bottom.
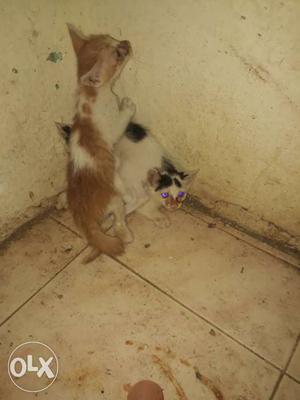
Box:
(56, 121, 197, 227)
(66, 25, 135, 261)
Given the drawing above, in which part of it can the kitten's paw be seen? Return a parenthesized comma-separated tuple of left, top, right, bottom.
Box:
(153, 214, 171, 228)
(115, 224, 134, 244)
(120, 97, 136, 116)
(101, 214, 114, 232)
(56, 192, 68, 210)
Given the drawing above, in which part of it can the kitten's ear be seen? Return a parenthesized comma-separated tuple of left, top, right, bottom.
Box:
(67, 24, 86, 56)
(147, 168, 161, 188)
(182, 169, 199, 188)
(80, 59, 103, 87)
(55, 122, 72, 143)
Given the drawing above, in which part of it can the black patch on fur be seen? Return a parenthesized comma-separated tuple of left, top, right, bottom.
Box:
(155, 173, 173, 191)
(162, 157, 188, 180)
(125, 122, 148, 142)
(174, 178, 182, 187)
(61, 124, 72, 143)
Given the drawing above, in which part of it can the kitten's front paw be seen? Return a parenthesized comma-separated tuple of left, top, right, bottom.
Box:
(56, 192, 68, 210)
(120, 97, 136, 117)
(153, 214, 171, 228)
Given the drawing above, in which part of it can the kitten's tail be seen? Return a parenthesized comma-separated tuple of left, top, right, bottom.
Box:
(81, 219, 124, 263)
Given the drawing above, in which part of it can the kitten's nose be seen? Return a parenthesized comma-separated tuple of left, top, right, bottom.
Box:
(118, 40, 131, 55)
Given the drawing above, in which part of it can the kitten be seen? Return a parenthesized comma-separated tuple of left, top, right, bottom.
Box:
(66, 25, 135, 261)
(56, 121, 197, 228)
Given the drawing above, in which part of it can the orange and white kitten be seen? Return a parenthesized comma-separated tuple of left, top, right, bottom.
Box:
(66, 25, 135, 262)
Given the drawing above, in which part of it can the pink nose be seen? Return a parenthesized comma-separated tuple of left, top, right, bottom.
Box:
(169, 197, 178, 209)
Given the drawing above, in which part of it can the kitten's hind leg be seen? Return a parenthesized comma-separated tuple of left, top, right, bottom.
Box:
(138, 198, 170, 228)
(109, 195, 133, 244)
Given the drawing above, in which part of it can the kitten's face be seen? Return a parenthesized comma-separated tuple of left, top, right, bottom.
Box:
(68, 25, 132, 87)
(148, 169, 196, 211)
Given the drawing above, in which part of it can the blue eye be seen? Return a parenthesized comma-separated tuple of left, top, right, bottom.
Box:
(178, 191, 185, 197)
(161, 192, 169, 199)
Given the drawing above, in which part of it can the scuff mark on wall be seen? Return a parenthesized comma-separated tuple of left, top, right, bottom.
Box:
(230, 45, 270, 82)
(230, 44, 299, 111)
(47, 51, 63, 63)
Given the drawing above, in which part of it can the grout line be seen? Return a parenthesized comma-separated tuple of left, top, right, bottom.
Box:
(268, 334, 300, 400)
(183, 209, 300, 271)
(50, 211, 299, 384)
(50, 215, 83, 239)
(285, 373, 300, 385)
(51, 210, 300, 270)
(111, 256, 282, 373)
(0, 246, 87, 328)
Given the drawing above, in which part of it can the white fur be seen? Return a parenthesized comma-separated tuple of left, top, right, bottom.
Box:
(88, 88, 135, 149)
(70, 131, 96, 170)
(114, 132, 164, 213)
(114, 132, 196, 215)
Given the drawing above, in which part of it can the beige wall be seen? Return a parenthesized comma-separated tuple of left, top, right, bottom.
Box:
(1, 0, 299, 250)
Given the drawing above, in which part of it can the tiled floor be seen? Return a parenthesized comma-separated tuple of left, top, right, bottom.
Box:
(0, 209, 299, 399)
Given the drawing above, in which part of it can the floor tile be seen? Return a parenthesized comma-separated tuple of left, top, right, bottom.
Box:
(0, 250, 278, 400)
(119, 211, 300, 368)
(273, 376, 300, 400)
(0, 217, 85, 324)
(51, 209, 81, 236)
(183, 206, 300, 269)
(288, 340, 300, 380)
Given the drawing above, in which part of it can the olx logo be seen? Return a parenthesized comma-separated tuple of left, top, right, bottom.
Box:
(8, 341, 58, 393)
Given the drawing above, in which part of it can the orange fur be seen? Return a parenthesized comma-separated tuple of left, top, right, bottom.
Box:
(66, 26, 132, 258)
(67, 117, 123, 256)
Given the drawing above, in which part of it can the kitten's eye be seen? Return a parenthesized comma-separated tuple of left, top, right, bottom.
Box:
(161, 192, 169, 199)
(177, 191, 185, 197)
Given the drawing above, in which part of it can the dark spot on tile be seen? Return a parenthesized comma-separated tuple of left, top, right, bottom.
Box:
(208, 223, 216, 229)
(209, 329, 216, 336)
(29, 191, 34, 200)
(180, 358, 191, 366)
(195, 367, 224, 400)
(144, 243, 151, 248)
(240, 15, 246, 20)
(12, 68, 18, 74)
(57, 294, 63, 299)
(55, 83, 60, 89)
(240, 267, 245, 274)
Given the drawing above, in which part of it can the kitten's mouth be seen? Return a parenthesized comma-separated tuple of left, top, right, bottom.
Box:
(164, 198, 183, 211)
